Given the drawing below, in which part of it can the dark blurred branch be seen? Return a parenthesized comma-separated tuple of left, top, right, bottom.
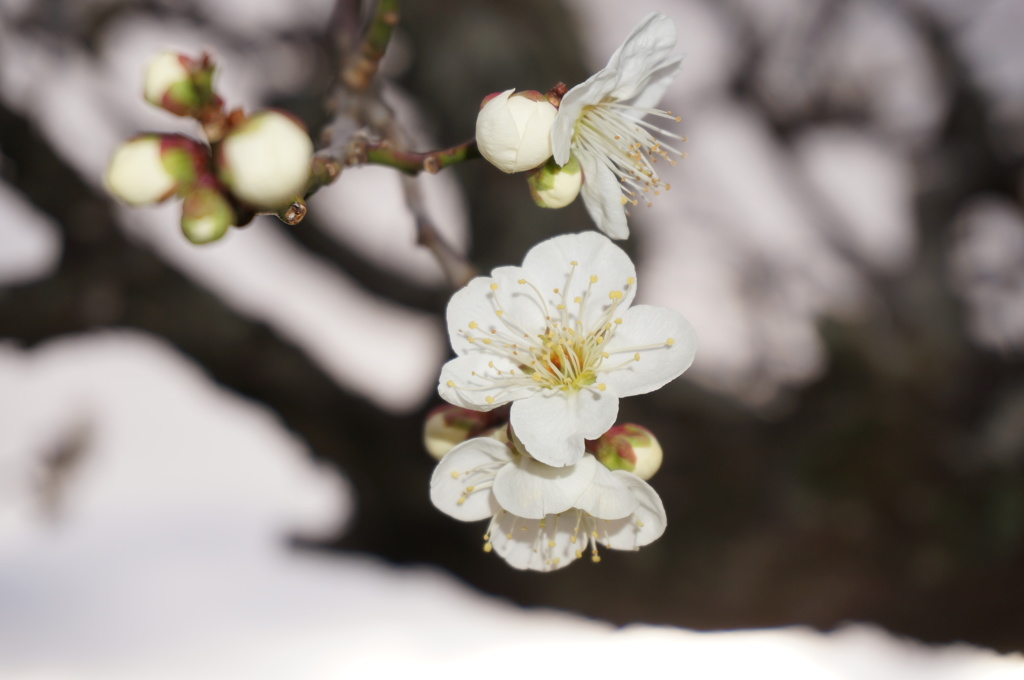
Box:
(313, 0, 475, 286)
(341, 0, 399, 92)
(0, 98, 448, 567)
(329, 0, 364, 60)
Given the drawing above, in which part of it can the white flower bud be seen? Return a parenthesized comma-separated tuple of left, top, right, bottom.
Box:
(527, 155, 582, 208)
(105, 134, 201, 206)
(143, 51, 216, 117)
(423, 404, 507, 460)
(588, 424, 663, 480)
(181, 185, 235, 244)
(216, 111, 313, 210)
(145, 52, 191, 106)
(475, 89, 557, 173)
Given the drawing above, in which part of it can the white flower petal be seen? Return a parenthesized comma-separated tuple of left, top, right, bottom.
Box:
(490, 265, 554, 332)
(510, 388, 618, 467)
(625, 55, 684, 110)
(488, 511, 582, 572)
(438, 353, 538, 410)
(573, 461, 639, 520)
(515, 99, 557, 171)
(446, 270, 544, 357)
(551, 71, 616, 165)
(603, 13, 680, 102)
(519, 231, 637, 324)
(492, 453, 597, 519)
(429, 437, 511, 521)
(599, 471, 667, 550)
(600, 304, 697, 397)
(578, 156, 630, 240)
(475, 90, 521, 172)
(446, 275, 499, 356)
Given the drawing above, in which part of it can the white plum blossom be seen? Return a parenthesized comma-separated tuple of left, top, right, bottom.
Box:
(430, 436, 667, 572)
(475, 89, 558, 173)
(438, 231, 696, 468)
(551, 13, 686, 239)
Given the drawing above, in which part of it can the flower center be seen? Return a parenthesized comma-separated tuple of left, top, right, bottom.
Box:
(446, 260, 677, 405)
(454, 263, 632, 399)
(531, 322, 601, 390)
(574, 99, 685, 209)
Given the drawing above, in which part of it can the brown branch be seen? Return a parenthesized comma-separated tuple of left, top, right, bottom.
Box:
(341, 0, 400, 93)
(359, 138, 480, 175)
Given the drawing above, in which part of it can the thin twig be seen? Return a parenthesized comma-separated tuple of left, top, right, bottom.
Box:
(311, 0, 477, 287)
(401, 174, 477, 289)
(363, 138, 480, 175)
(341, 0, 399, 93)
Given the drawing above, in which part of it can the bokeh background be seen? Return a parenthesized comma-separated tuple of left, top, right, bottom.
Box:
(3, 0, 1024, 675)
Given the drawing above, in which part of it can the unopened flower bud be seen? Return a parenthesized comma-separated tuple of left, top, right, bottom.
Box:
(180, 183, 235, 244)
(424, 405, 507, 460)
(475, 89, 557, 173)
(527, 156, 582, 208)
(105, 134, 206, 206)
(144, 51, 216, 118)
(486, 423, 510, 445)
(586, 424, 663, 480)
(216, 111, 313, 210)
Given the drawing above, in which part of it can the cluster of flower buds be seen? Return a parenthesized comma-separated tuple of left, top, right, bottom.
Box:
(105, 51, 314, 244)
(424, 407, 663, 480)
(474, 88, 582, 211)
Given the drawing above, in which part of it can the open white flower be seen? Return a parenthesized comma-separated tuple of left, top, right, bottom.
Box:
(551, 12, 685, 239)
(438, 231, 696, 468)
(430, 437, 666, 572)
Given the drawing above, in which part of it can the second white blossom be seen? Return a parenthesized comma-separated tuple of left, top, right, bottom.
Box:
(551, 12, 686, 239)
(431, 436, 667, 571)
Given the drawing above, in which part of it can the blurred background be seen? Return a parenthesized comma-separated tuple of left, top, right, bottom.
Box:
(2, 0, 1024, 675)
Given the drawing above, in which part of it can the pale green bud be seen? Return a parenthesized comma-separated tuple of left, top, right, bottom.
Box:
(143, 51, 217, 118)
(181, 185, 234, 244)
(423, 405, 507, 460)
(527, 156, 582, 209)
(587, 424, 663, 480)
